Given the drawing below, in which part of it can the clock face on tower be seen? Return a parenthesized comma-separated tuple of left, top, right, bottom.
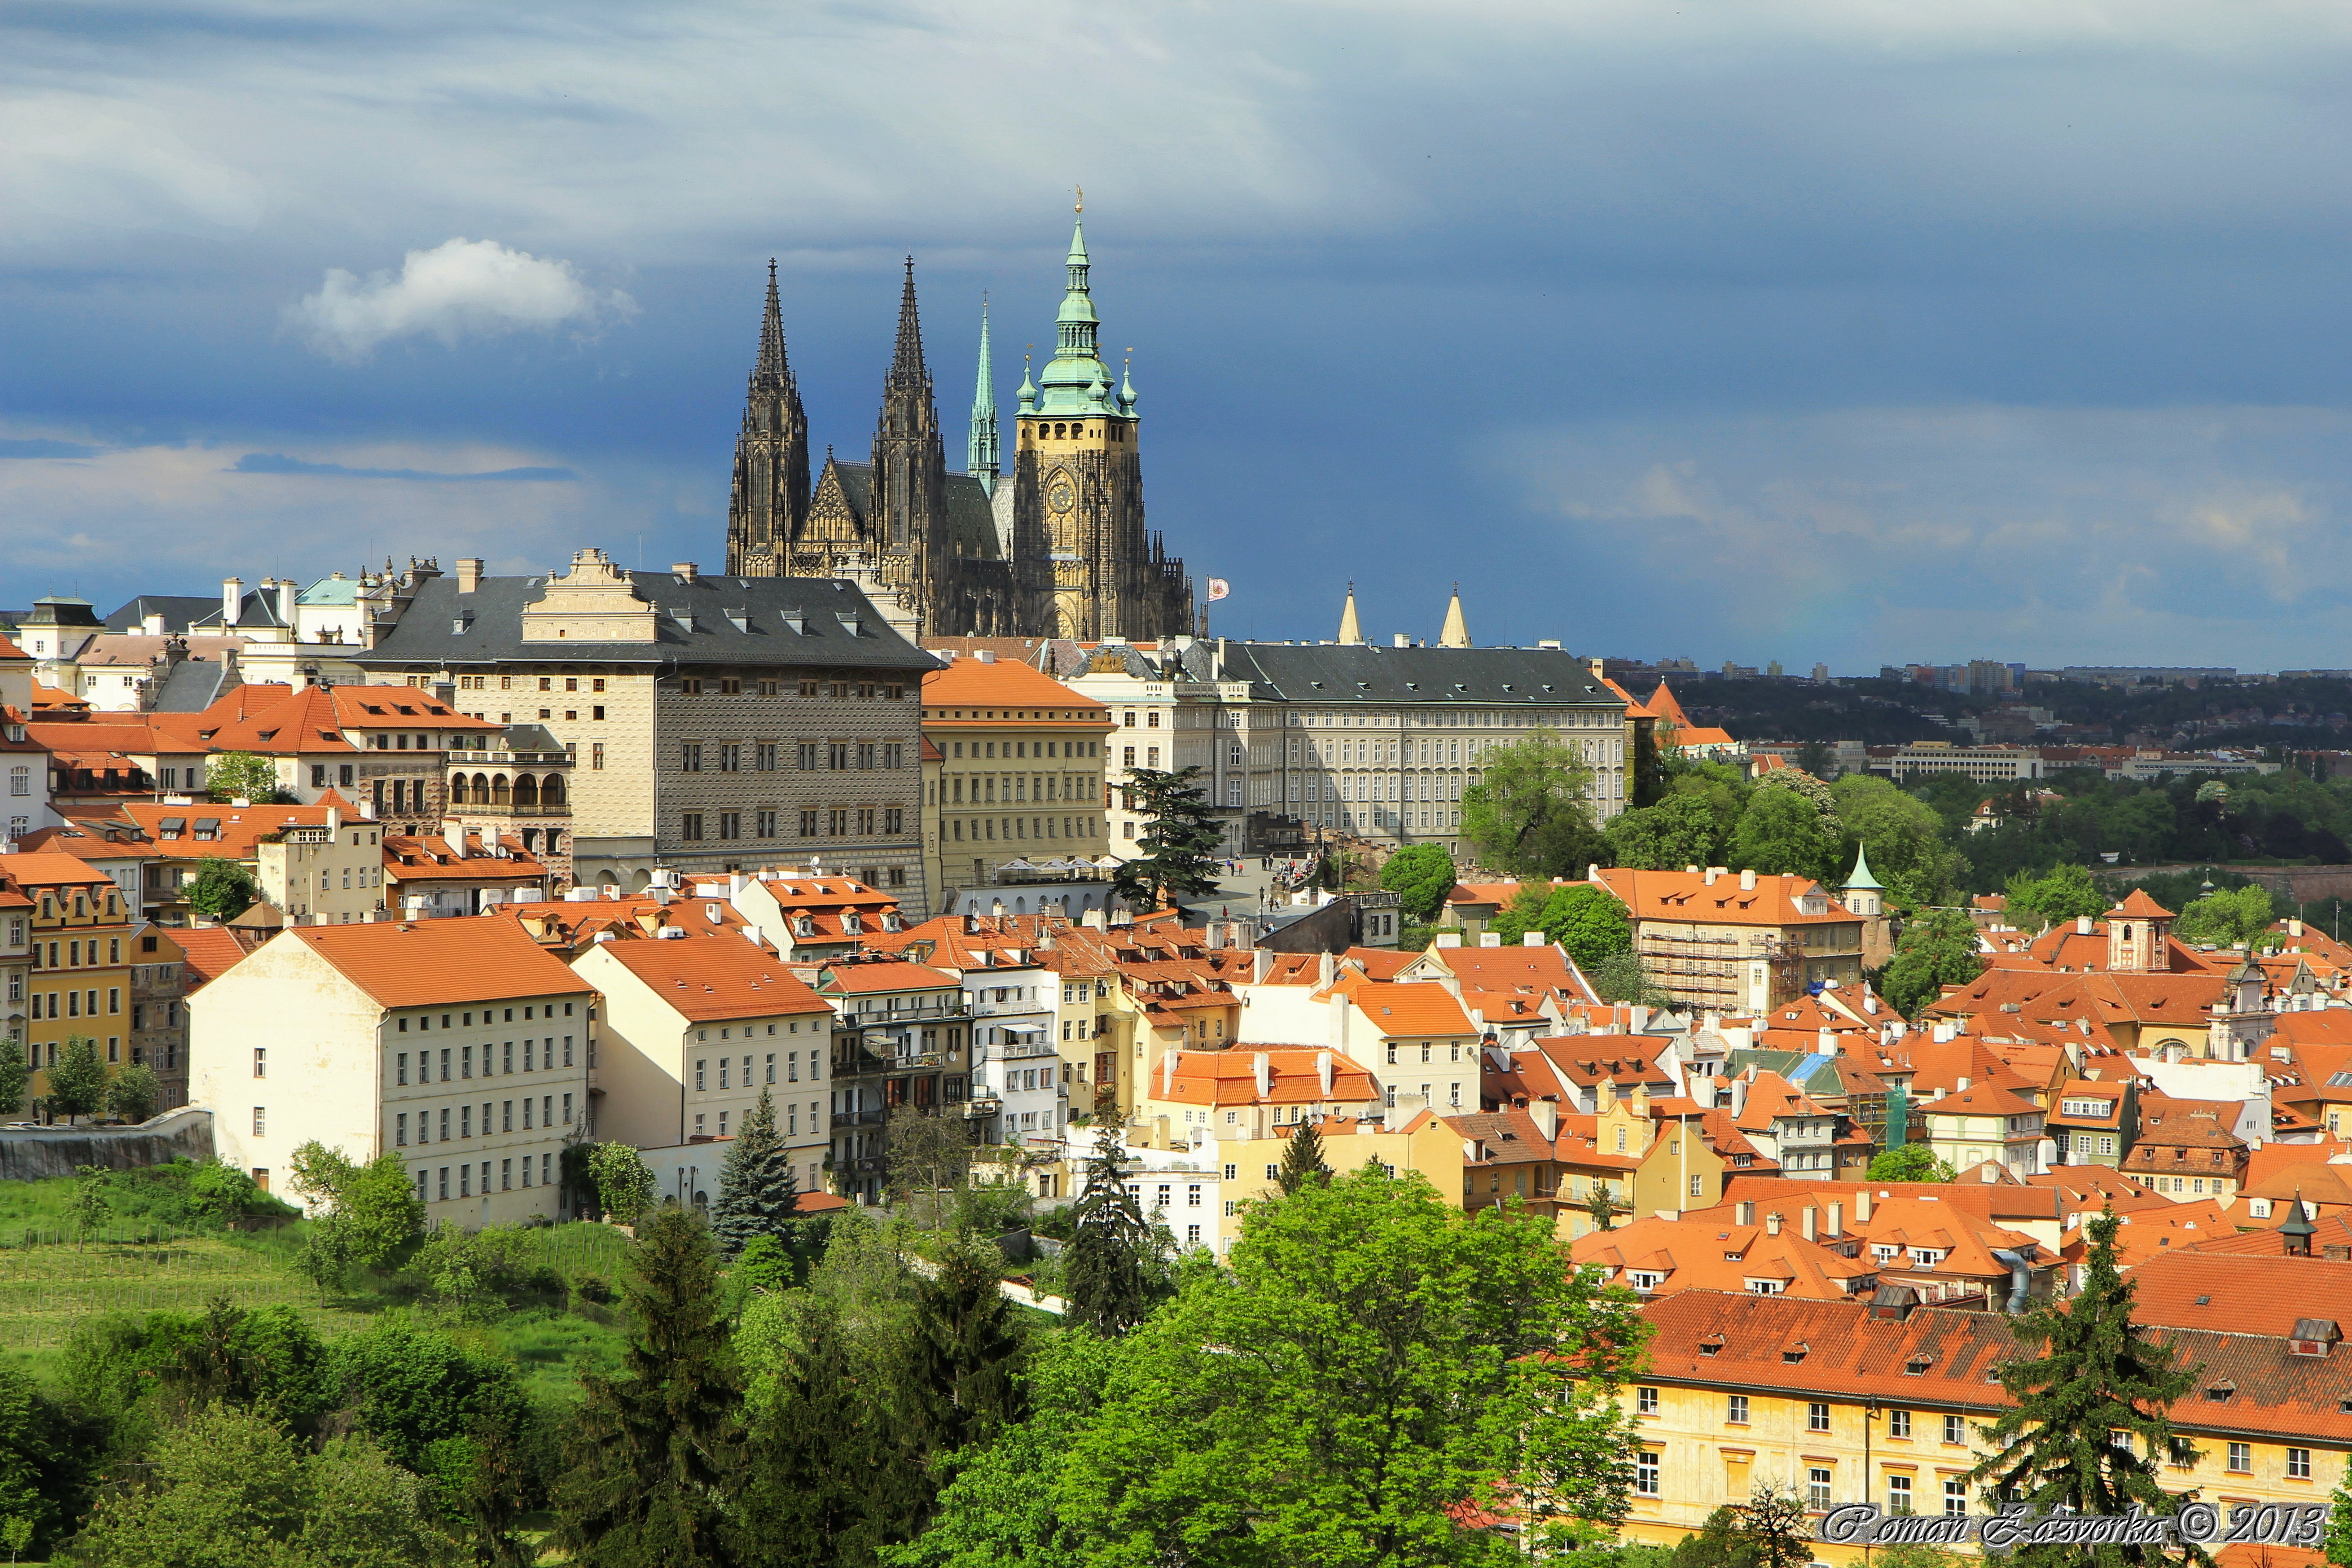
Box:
(1047, 477, 1076, 515)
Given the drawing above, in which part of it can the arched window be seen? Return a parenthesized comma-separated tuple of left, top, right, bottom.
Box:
(491, 775, 511, 806)
(473, 772, 491, 803)
(541, 774, 565, 806)
(450, 774, 469, 804)
(514, 775, 539, 807)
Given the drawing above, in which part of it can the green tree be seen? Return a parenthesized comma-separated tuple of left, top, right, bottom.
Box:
(1275, 1119, 1333, 1197)
(59, 1402, 445, 1568)
(1065, 1140, 1163, 1337)
(67, 1166, 111, 1248)
(552, 1207, 742, 1568)
(1, 1516, 28, 1566)
(2003, 862, 2109, 932)
(293, 1217, 356, 1301)
(1379, 844, 1458, 923)
(1971, 1210, 2206, 1566)
(2175, 884, 2274, 949)
(104, 1061, 161, 1122)
(1587, 950, 1671, 1008)
(1866, 1144, 1956, 1183)
(46, 1037, 105, 1123)
(1461, 729, 1601, 878)
(1055, 1165, 1649, 1563)
(290, 1143, 423, 1271)
(1487, 885, 1556, 946)
(2325, 1457, 2352, 1566)
(1601, 793, 1726, 872)
(713, 1087, 799, 1255)
(1110, 766, 1224, 911)
(0, 1364, 91, 1560)
(188, 855, 260, 921)
(1730, 787, 1841, 882)
(903, 1240, 1029, 1465)
(1586, 1182, 1620, 1232)
(1831, 775, 1965, 909)
(884, 1331, 1116, 1568)
(331, 1319, 530, 1481)
(1880, 907, 1984, 1018)
(1538, 884, 1634, 969)
(0, 1042, 25, 1119)
(204, 750, 280, 804)
(589, 1140, 657, 1224)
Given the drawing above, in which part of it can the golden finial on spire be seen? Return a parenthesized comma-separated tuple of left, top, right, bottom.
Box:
(1075, 184, 1084, 214)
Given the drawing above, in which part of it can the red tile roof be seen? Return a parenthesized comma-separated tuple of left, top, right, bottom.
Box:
(585, 938, 832, 1022)
(283, 917, 591, 1009)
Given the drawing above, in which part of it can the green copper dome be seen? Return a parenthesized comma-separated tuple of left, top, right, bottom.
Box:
(1844, 842, 1883, 891)
(1034, 213, 1125, 419)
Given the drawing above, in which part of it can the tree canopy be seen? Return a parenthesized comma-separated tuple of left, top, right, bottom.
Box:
(1461, 729, 1603, 879)
(1377, 845, 1458, 922)
(2002, 862, 2109, 931)
(2174, 884, 2275, 949)
(1110, 767, 1224, 912)
(203, 751, 281, 805)
(1879, 907, 1984, 1018)
(188, 857, 259, 921)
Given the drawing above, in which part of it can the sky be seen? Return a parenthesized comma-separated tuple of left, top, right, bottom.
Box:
(7, 1, 2352, 673)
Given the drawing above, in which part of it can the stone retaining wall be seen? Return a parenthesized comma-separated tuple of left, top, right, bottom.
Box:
(0, 1108, 215, 1182)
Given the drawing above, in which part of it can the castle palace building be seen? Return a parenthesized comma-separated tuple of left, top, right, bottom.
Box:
(725, 213, 1195, 644)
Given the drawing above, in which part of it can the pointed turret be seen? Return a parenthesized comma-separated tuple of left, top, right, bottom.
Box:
(1844, 842, 1883, 893)
(1337, 583, 1364, 645)
(870, 256, 948, 584)
(1438, 585, 1471, 648)
(725, 258, 810, 576)
(968, 299, 999, 498)
(1038, 205, 1113, 414)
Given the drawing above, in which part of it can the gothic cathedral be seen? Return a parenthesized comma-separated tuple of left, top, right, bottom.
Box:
(723, 213, 1194, 642)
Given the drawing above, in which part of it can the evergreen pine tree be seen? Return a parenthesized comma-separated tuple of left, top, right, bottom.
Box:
(905, 1240, 1029, 1462)
(1064, 1138, 1158, 1337)
(553, 1207, 743, 1568)
(1586, 1182, 1619, 1231)
(1275, 1119, 1332, 1196)
(1110, 766, 1224, 911)
(739, 1301, 919, 1568)
(1970, 1208, 2205, 1566)
(713, 1087, 799, 1256)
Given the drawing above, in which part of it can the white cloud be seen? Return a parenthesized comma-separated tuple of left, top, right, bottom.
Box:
(287, 238, 636, 361)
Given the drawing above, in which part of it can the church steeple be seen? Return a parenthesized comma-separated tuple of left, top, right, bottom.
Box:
(968, 299, 999, 498)
(1038, 197, 1114, 416)
(725, 258, 810, 576)
(870, 256, 949, 613)
(1438, 585, 1472, 648)
(1337, 583, 1363, 645)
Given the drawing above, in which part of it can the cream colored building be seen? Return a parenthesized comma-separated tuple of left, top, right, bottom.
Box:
(922, 652, 1113, 903)
(569, 935, 836, 1198)
(353, 549, 936, 898)
(190, 918, 594, 1219)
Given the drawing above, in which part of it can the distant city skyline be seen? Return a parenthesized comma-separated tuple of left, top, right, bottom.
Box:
(8, 6, 2352, 668)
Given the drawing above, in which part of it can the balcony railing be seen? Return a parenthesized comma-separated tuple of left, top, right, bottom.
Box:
(831, 1109, 888, 1128)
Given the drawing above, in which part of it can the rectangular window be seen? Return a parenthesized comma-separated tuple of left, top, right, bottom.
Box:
(396, 1113, 408, 1147)
(681, 812, 704, 841)
(1944, 1479, 1967, 1517)
(1636, 1452, 1660, 1497)
(591, 743, 604, 771)
(799, 808, 820, 837)
(1886, 1475, 1912, 1516)
(1943, 1415, 1965, 1446)
(719, 743, 740, 772)
(252, 1106, 266, 1136)
(757, 810, 777, 838)
(2289, 1448, 2312, 1479)
(563, 1093, 572, 1125)
(681, 743, 702, 771)
(396, 1052, 408, 1086)
(1636, 1386, 1658, 1415)
(1808, 1468, 1832, 1512)
(253, 1047, 266, 1078)
(1888, 1409, 1910, 1439)
(501, 1158, 512, 1191)
(1809, 1402, 1830, 1433)
(438, 1167, 449, 1201)
(1727, 1395, 1749, 1424)
(719, 811, 741, 840)
(2227, 1443, 2250, 1473)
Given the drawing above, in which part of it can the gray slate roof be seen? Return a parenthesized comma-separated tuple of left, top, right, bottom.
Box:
(151, 660, 240, 712)
(356, 570, 935, 673)
(106, 596, 222, 634)
(1217, 643, 1621, 708)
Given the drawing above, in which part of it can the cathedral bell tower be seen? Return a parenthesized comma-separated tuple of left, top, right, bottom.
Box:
(725, 261, 810, 577)
(869, 258, 951, 623)
(1011, 199, 1188, 640)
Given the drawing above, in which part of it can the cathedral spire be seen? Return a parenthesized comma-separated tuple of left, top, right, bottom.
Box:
(1439, 585, 1472, 648)
(1038, 200, 1110, 414)
(751, 257, 793, 394)
(890, 257, 927, 386)
(1338, 583, 1363, 645)
(969, 298, 999, 497)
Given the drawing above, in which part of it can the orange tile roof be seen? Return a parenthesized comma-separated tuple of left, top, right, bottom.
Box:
(0, 850, 121, 889)
(587, 938, 833, 1022)
(174, 925, 256, 991)
(1152, 1047, 1381, 1107)
(1916, 1079, 2043, 1118)
(921, 656, 1110, 719)
(283, 917, 590, 1008)
(1330, 977, 1477, 1037)
(1589, 867, 1857, 926)
(2113, 888, 2178, 919)
(1573, 1215, 1877, 1299)
(2125, 1251, 2352, 1338)
(381, 832, 546, 883)
(101, 801, 364, 862)
(2065, 1198, 2233, 1266)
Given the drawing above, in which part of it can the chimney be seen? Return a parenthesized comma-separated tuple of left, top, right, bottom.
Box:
(326, 805, 341, 832)
(1766, 1211, 1782, 1236)
(1600, 1079, 1617, 1110)
(1730, 1077, 1748, 1117)
(142, 612, 165, 636)
(974, 649, 997, 664)
(1522, 929, 1544, 946)
(1736, 1199, 1756, 1226)
(1253, 1051, 1271, 1099)
(1252, 947, 1272, 983)
(2291, 918, 2306, 938)
(455, 557, 484, 594)
(672, 561, 699, 582)
(1827, 1201, 1844, 1237)
(1319, 951, 1336, 988)
(1981, 1161, 1998, 1184)
(1480, 932, 1502, 947)
(276, 577, 299, 625)
(2077, 915, 2093, 935)
(1318, 1051, 1335, 1097)
(1740, 868, 1757, 890)
(222, 576, 244, 626)
(1857, 1189, 1873, 1223)
(1802, 1205, 1818, 1241)
(1958, 1076, 1971, 1092)
(1631, 1004, 1651, 1035)
(1162, 1048, 1180, 1096)
(1819, 1027, 1837, 1053)
(1704, 867, 1721, 886)
(1530, 1100, 1558, 1140)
